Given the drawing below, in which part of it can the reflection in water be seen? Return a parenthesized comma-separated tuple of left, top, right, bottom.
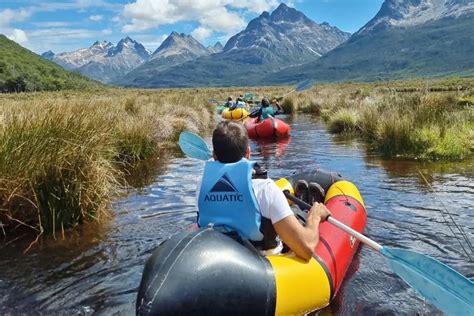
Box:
(0, 115, 472, 314)
(253, 136, 290, 159)
(122, 149, 179, 190)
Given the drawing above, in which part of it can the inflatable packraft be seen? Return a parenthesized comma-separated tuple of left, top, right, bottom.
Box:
(245, 116, 291, 139)
(136, 169, 366, 315)
(222, 107, 249, 120)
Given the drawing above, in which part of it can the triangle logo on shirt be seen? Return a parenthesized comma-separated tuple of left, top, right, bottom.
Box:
(210, 174, 238, 192)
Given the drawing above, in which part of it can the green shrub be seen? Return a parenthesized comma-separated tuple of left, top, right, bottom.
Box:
(327, 108, 360, 134)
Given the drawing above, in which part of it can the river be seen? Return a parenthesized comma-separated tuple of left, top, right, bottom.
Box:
(1, 114, 472, 315)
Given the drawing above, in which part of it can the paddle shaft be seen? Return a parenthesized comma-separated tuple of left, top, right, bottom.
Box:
(283, 191, 382, 251)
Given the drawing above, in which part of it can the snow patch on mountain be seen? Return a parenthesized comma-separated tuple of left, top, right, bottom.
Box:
(357, 0, 474, 35)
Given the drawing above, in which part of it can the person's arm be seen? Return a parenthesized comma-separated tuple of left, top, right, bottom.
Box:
(275, 101, 283, 112)
(273, 203, 330, 261)
(248, 108, 262, 118)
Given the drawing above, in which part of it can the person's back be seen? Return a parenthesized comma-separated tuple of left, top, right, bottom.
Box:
(236, 97, 246, 109)
(196, 121, 330, 261)
(260, 104, 274, 120)
(225, 96, 234, 108)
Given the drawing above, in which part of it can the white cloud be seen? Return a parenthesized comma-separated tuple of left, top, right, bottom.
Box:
(6, 29, 29, 44)
(122, 0, 276, 34)
(0, 8, 33, 28)
(228, 0, 280, 13)
(89, 15, 103, 22)
(33, 21, 74, 27)
(191, 26, 212, 42)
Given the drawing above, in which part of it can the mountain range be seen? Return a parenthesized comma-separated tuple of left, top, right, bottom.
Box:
(270, 0, 474, 83)
(42, 37, 151, 83)
(39, 0, 474, 87)
(117, 32, 216, 86)
(115, 3, 351, 87)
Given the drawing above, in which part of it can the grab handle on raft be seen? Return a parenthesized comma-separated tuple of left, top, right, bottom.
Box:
(283, 191, 382, 251)
(283, 191, 474, 316)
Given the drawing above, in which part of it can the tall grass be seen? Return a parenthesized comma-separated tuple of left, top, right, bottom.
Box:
(0, 88, 214, 237)
(293, 78, 474, 160)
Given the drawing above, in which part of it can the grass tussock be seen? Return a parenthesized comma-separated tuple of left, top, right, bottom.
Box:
(0, 88, 214, 237)
(294, 78, 474, 160)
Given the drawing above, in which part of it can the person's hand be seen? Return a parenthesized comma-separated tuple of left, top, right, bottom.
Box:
(309, 203, 331, 222)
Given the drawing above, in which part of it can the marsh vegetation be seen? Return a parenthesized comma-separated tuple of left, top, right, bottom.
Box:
(283, 78, 474, 160)
(1, 78, 472, 239)
(0, 88, 214, 238)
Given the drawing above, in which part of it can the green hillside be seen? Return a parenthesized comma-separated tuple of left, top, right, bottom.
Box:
(0, 35, 99, 92)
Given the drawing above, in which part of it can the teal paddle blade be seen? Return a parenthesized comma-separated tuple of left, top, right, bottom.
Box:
(381, 247, 474, 315)
(178, 131, 212, 161)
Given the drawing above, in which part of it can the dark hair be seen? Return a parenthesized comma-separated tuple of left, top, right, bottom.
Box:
(212, 121, 248, 163)
(261, 98, 270, 107)
(227, 96, 233, 101)
(237, 97, 243, 102)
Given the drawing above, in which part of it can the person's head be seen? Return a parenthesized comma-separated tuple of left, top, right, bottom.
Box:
(212, 121, 250, 163)
(237, 97, 243, 102)
(227, 96, 233, 101)
(261, 98, 270, 107)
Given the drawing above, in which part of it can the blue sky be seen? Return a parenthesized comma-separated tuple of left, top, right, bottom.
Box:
(0, 0, 384, 54)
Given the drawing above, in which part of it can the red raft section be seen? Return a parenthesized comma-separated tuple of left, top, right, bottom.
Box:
(317, 181, 367, 296)
(284, 172, 367, 298)
(244, 116, 291, 139)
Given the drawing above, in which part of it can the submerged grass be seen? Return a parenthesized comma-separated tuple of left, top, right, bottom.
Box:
(0, 88, 214, 237)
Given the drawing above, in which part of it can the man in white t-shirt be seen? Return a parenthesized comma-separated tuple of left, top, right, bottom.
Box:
(197, 121, 330, 261)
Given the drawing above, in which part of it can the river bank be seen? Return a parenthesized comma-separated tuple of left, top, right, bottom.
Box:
(281, 78, 474, 160)
(0, 88, 215, 238)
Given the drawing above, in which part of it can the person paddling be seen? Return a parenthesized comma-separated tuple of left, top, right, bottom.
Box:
(230, 96, 247, 110)
(249, 97, 284, 122)
(196, 121, 330, 260)
(224, 96, 234, 108)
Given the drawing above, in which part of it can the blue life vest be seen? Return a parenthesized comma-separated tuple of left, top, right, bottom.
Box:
(261, 106, 274, 120)
(198, 159, 263, 241)
(236, 101, 246, 108)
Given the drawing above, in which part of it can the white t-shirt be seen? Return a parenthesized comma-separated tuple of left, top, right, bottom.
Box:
(196, 178, 294, 223)
(251, 178, 294, 223)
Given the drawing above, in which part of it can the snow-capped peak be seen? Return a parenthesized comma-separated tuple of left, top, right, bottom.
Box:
(357, 0, 474, 35)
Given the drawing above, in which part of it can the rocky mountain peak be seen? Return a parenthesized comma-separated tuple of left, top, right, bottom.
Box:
(270, 2, 306, 22)
(152, 31, 209, 59)
(223, 4, 350, 56)
(108, 36, 150, 59)
(207, 41, 224, 54)
(41, 50, 55, 60)
(90, 40, 113, 49)
(356, 0, 474, 35)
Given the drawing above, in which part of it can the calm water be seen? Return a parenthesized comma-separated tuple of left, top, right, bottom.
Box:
(1, 115, 473, 315)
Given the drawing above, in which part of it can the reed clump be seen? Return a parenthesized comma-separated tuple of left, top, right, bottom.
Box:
(295, 78, 474, 160)
(0, 88, 214, 236)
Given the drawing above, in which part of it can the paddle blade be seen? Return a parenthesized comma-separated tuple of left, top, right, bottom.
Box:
(178, 131, 212, 160)
(295, 79, 314, 92)
(381, 247, 474, 315)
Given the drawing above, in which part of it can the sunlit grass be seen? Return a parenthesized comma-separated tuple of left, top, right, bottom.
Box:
(293, 78, 474, 160)
(0, 88, 214, 236)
